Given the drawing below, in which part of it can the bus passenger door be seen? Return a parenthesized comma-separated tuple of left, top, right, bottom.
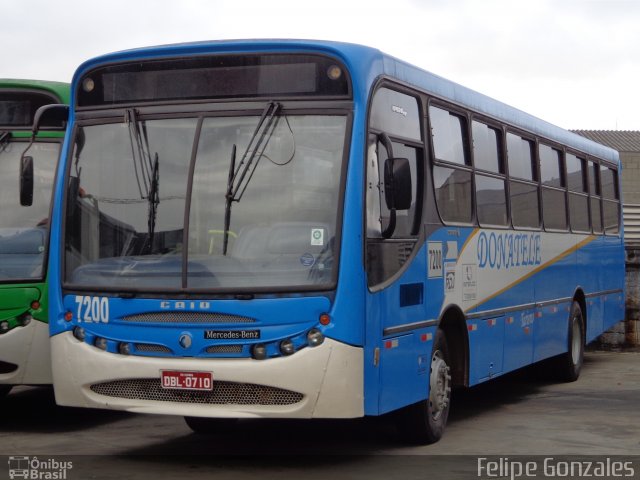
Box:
(364, 86, 427, 415)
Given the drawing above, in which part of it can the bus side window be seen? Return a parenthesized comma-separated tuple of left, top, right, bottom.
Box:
(588, 161, 603, 234)
(566, 153, 590, 232)
(507, 133, 540, 229)
(540, 144, 567, 231)
(473, 120, 508, 227)
(429, 106, 472, 224)
(601, 165, 620, 234)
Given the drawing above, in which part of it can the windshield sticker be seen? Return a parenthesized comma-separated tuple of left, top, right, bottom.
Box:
(311, 228, 324, 246)
(300, 253, 315, 267)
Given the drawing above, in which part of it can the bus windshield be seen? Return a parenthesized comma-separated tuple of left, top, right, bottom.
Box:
(64, 113, 347, 291)
(0, 140, 58, 281)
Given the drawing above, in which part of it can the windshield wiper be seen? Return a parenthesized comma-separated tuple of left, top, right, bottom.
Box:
(223, 144, 236, 256)
(147, 154, 160, 254)
(0, 131, 10, 151)
(125, 109, 160, 254)
(230, 101, 281, 202)
(222, 101, 281, 255)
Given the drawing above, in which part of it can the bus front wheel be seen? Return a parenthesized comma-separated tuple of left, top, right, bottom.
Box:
(396, 328, 452, 444)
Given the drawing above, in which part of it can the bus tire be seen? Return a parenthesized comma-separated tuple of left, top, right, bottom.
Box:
(556, 301, 585, 382)
(396, 328, 452, 444)
(0, 385, 11, 398)
(184, 416, 238, 434)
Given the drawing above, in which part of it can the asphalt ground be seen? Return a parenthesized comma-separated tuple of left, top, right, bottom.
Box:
(1, 351, 638, 479)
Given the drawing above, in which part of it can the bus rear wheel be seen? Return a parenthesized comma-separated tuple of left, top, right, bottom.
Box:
(184, 416, 238, 434)
(555, 301, 585, 382)
(396, 328, 452, 444)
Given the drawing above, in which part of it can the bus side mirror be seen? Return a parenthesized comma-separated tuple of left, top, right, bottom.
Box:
(21, 104, 69, 160)
(381, 157, 412, 239)
(32, 104, 69, 132)
(20, 155, 34, 207)
(384, 157, 412, 211)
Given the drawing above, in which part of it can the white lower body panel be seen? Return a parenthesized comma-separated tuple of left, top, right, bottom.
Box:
(51, 333, 364, 418)
(0, 320, 52, 385)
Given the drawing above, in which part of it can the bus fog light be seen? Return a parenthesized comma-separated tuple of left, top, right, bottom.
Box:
(307, 328, 325, 347)
(0, 321, 9, 333)
(73, 327, 85, 341)
(279, 339, 295, 356)
(94, 337, 108, 350)
(118, 342, 131, 355)
(252, 344, 267, 360)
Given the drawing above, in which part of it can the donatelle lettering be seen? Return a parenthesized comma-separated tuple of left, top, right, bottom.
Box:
(477, 232, 542, 270)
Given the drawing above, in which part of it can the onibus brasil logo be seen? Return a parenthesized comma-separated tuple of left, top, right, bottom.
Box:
(7, 456, 73, 479)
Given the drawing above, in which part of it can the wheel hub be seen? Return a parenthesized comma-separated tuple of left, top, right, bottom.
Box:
(571, 316, 582, 365)
(429, 351, 451, 420)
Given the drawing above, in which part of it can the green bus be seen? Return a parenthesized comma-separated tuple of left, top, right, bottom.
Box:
(0, 79, 69, 396)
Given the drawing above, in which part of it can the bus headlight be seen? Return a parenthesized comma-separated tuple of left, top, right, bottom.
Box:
(0, 321, 9, 333)
(307, 328, 325, 347)
(19, 314, 32, 327)
(118, 342, 131, 355)
(279, 339, 295, 356)
(251, 344, 267, 360)
(94, 337, 108, 350)
(73, 326, 86, 341)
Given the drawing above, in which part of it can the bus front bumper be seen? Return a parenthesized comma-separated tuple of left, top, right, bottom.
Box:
(51, 332, 364, 418)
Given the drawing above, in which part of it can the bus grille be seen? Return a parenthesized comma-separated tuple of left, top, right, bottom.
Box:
(206, 345, 243, 354)
(120, 312, 256, 324)
(135, 343, 173, 354)
(89, 379, 304, 406)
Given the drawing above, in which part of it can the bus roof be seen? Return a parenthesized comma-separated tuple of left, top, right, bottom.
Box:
(0, 78, 70, 104)
(1, 79, 70, 136)
(71, 39, 619, 165)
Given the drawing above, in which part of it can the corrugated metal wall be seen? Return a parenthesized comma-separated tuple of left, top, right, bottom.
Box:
(623, 204, 640, 246)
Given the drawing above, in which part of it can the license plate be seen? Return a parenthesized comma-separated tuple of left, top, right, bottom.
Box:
(160, 370, 213, 391)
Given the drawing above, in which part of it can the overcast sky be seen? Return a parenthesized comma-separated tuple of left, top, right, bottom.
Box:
(3, 0, 639, 130)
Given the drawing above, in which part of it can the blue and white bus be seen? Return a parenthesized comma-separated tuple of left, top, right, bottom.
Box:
(46, 40, 624, 443)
